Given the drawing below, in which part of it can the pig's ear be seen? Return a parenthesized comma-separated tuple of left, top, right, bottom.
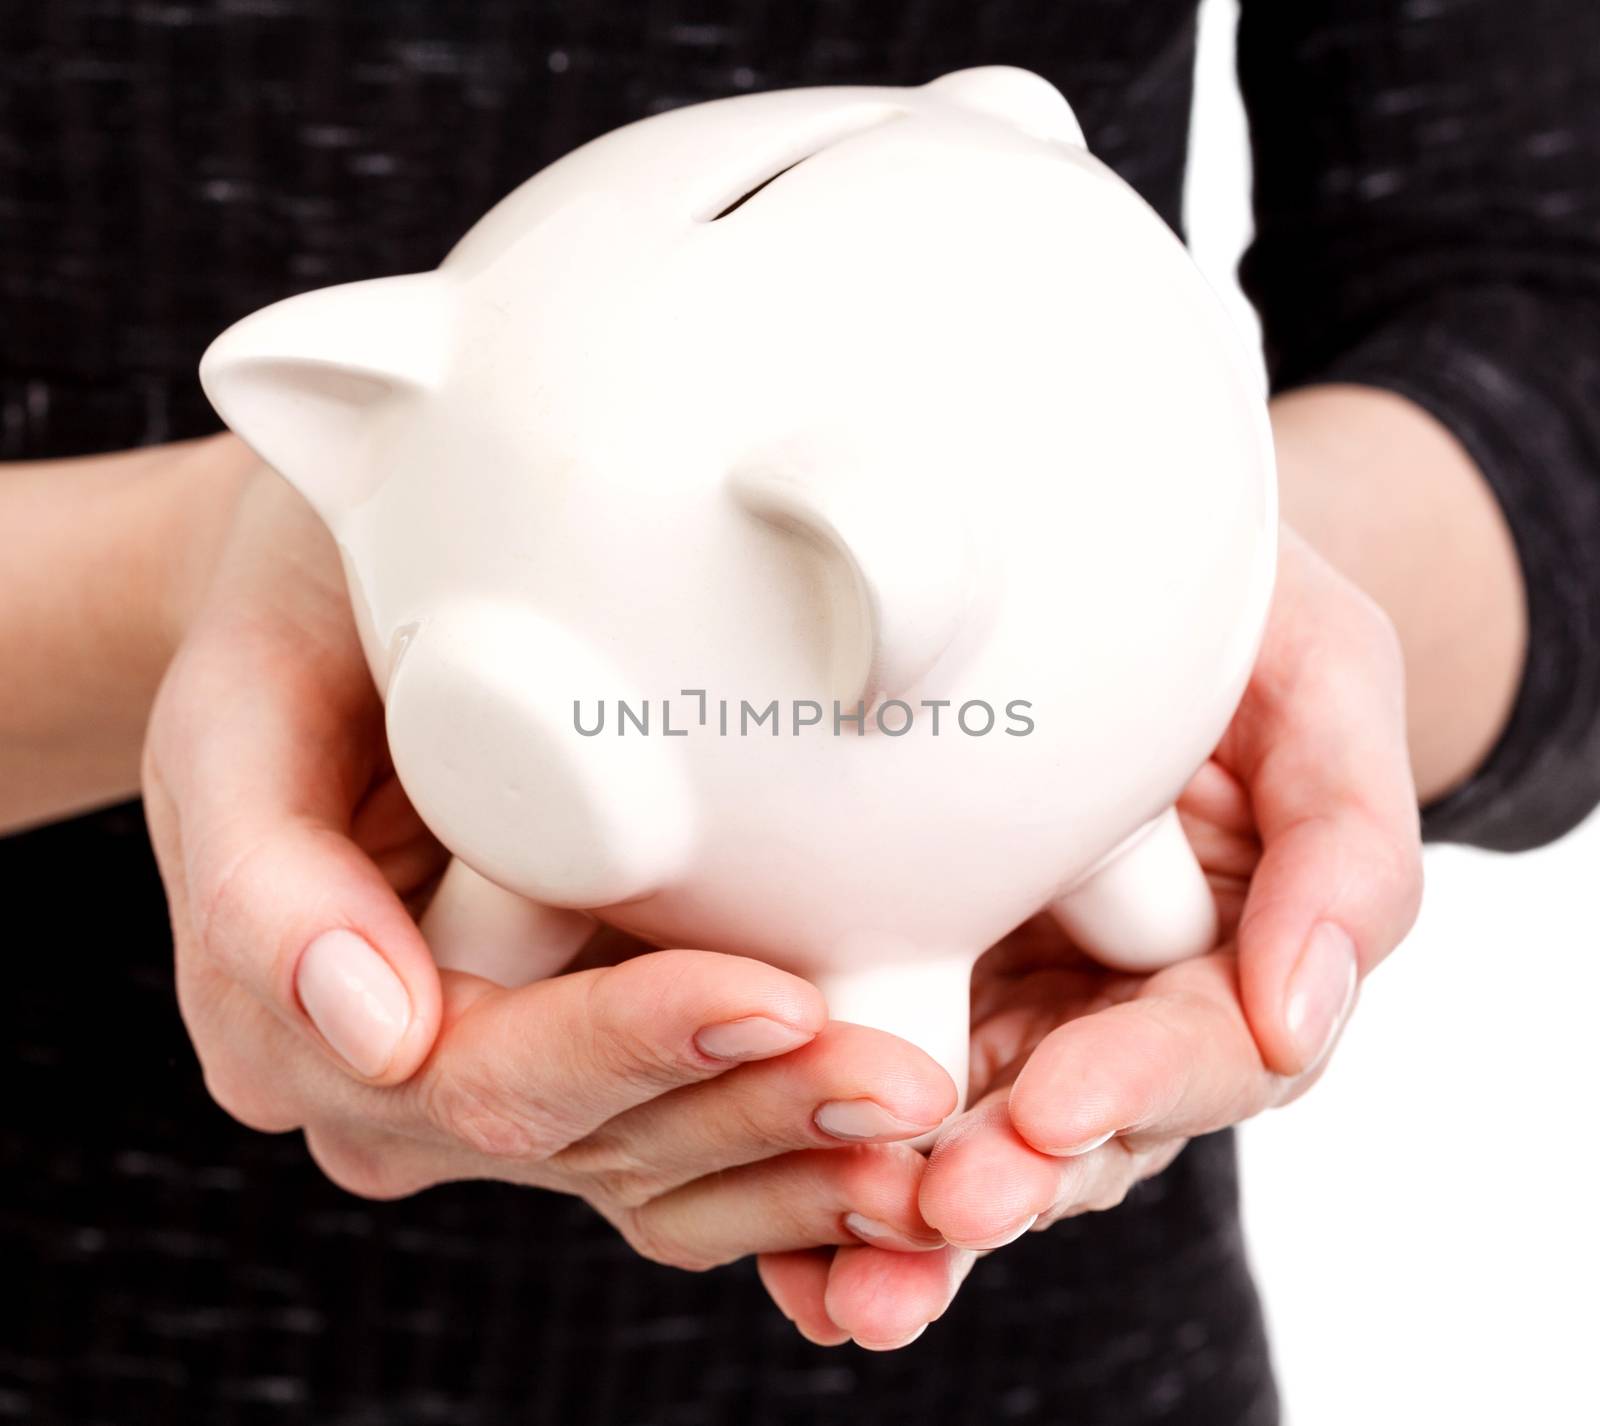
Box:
(729, 464, 974, 705)
(198, 273, 451, 524)
(923, 67, 1086, 148)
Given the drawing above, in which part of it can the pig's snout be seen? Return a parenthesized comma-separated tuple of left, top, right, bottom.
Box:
(384, 602, 694, 910)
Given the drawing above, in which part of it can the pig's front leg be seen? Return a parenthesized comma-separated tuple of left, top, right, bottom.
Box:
(421, 858, 595, 987)
(1049, 807, 1218, 973)
(812, 955, 975, 1119)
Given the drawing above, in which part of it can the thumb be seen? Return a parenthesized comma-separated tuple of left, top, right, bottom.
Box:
(188, 812, 445, 1085)
(144, 648, 444, 1090)
(1227, 535, 1423, 1078)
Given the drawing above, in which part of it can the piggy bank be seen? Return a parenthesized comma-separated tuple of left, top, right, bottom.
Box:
(200, 67, 1276, 1101)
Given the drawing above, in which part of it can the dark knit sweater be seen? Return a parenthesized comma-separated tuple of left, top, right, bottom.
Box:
(3, 3, 1596, 1423)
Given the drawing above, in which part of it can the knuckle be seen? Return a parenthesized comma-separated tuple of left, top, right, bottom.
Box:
(589, 1023, 679, 1094)
(1056, 1166, 1134, 1219)
(616, 1206, 715, 1273)
(303, 1127, 431, 1202)
(584, 971, 692, 1093)
(1140, 1139, 1188, 1183)
(1081, 1179, 1133, 1214)
(1384, 830, 1426, 914)
(420, 1069, 559, 1162)
(189, 829, 294, 992)
(200, 1060, 301, 1136)
(550, 1134, 664, 1212)
(718, 1085, 786, 1153)
(594, 1167, 661, 1214)
(832, 1141, 917, 1202)
(1353, 816, 1425, 936)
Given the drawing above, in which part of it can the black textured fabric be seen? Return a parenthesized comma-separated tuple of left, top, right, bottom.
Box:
(0, 0, 1198, 459)
(1237, 0, 1600, 850)
(2, 0, 1594, 1421)
(4, 810, 1274, 1426)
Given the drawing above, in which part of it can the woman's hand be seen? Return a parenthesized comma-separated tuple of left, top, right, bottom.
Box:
(144, 462, 956, 1271)
(758, 526, 1426, 1348)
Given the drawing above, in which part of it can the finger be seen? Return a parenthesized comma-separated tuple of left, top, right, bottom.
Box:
(1225, 530, 1424, 1074)
(405, 949, 827, 1160)
(555, 1021, 956, 1200)
(1005, 953, 1279, 1159)
(167, 798, 444, 1087)
(1175, 763, 1262, 928)
(173, 966, 317, 1136)
(922, 1095, 1189, 1256)
(917, 1097, 1062, 1249)
(760, 1243, 975, 1353)
(758, 1251, 852, 1347)
(303, 1120, 460, 1203)
(922, 1096, 1176, 1250)
(1022, 1138, 1184, 1230)
(823, 1245, 978, 1351)
(143, 671, 444, 1088)
(351, 771, 450, 900)
(620, 1143, 939, 1273)
(1177, 758, 1257, 842)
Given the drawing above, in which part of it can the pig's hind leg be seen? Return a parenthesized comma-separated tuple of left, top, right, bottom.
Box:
(1049, 807, 1218, 973)
(421, 857, 595, 987)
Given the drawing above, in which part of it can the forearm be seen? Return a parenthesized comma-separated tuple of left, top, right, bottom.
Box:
(0, 433, 251, 831)
(1271, 385, 1527, 804)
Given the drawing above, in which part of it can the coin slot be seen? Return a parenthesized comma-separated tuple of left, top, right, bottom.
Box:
(710, 156, 812, 220)
(696, 104, 906, 223)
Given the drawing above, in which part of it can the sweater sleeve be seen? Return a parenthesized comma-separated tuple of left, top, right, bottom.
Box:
(1235, 0, 1600, 851)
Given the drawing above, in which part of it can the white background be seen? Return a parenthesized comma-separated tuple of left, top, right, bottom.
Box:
(1185, 4, 1600, 1422)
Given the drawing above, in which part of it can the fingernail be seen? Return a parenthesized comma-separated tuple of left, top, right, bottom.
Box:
(796, 1323, 850, 1348)
(1059, 1130, 1114, 1157)
(843, 1213, 944, 1253)
(296, 929, 411, 1078)
(853, 1323, 929, 1351)
(949, 1212, 1038, 1251)
(1285, 921, 1359, 1072)
(816, 1099, 936, 1142)
(694, 1016, 813, 1062)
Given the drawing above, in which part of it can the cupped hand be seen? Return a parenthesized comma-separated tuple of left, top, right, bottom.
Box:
(144, 450, 956, 1272)
(759, 525, 1425, 1348)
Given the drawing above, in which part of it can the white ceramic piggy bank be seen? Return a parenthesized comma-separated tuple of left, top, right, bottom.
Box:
(201, 67, 1276, 1100)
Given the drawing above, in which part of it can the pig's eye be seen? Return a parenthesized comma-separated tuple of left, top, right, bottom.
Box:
(710, 156, 812, 220)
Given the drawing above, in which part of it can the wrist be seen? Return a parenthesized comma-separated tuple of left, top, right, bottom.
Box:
(1270, 385, 1527, 803)
(149, 432, 258, 660)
